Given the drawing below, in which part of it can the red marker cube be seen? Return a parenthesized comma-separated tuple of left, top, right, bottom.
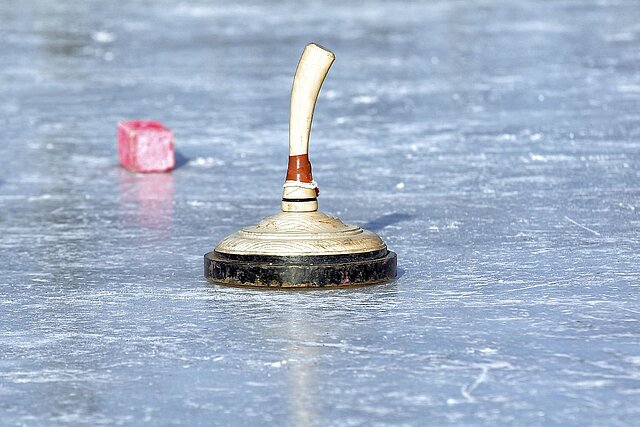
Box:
(118, 120, 175, 173)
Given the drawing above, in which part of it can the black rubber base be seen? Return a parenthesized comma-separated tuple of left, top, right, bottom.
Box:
(204, 249, 397, 288)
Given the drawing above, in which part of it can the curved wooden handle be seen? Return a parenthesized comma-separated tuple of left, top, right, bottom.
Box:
(282, 43, 334, 213)
(288, 43, 335, 159)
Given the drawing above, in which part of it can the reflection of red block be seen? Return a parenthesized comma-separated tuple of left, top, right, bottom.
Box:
(118, 120, 175, 173)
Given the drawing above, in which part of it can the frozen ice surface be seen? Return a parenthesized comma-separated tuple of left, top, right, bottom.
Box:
(1, 0, 639, 425)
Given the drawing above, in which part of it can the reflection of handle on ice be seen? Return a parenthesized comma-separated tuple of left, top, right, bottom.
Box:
(282, 43, 335, 213)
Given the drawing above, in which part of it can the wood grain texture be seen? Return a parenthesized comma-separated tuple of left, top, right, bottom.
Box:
(214, 211, 387, 256)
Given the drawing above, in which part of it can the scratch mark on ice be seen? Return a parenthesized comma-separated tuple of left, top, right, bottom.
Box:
(565, 216, 601, 236)
(461, 362, 512, 403)
(461, 366, 489, 402)
(505, 281, 559, 293)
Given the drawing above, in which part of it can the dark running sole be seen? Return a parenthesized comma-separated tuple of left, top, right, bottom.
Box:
(204, 249, 397, 288)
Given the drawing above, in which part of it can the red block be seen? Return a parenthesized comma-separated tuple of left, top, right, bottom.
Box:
(118, 120, 175, 173)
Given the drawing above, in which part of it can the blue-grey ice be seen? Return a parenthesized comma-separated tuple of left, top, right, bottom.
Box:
(1, 0, 639, 425)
